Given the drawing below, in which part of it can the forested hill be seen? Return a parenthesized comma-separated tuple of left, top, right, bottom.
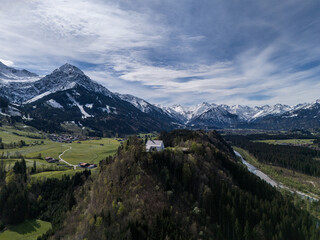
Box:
(49, 130, 319, 240)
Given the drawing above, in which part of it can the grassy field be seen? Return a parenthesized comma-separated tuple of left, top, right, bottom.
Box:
(2, 138, 119, 164)
(60, 138, 120, 165)
(0, 219, 51, 240)
(233, 146, 320, 198)
(0, 125, 45, 144)
(256, 138, 316, 145)
(31, 169, 82, 180)
(0, 125, 120, 179)
(2, 158, 52, 171)
(137, 132, 158, 140)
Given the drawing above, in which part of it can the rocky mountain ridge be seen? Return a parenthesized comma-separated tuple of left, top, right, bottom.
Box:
(1, 61, 320, 132)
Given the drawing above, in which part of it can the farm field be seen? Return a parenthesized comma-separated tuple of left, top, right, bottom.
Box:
(256, 138, 316, 145)
(3, 139, 119, 165)
(0, 125, 120, 178)
(58, 138, 120, 165)
(0, 219, 51, 240)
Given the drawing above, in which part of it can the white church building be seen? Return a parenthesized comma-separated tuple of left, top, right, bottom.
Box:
(146, 140, 165, 152)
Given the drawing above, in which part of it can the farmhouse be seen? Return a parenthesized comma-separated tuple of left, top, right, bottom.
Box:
(45, 156, 59, 163)
(78, 162, 97, 169)
(146, 140, 165, 152)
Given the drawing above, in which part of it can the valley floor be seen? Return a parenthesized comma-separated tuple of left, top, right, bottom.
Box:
(234, 146, 320, 219)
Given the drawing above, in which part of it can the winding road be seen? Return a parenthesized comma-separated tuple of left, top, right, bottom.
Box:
(234, 150, 319, 202)
(59, 145, 77, 170)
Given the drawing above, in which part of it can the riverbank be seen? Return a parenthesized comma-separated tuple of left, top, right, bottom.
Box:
(234, 147, 319, 202)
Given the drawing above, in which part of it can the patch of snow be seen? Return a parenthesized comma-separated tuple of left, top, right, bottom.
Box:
(66, 93, 93, 118)
(46, 99, 63, 109)
(0, 110, 9, 117)
(282, 114, 298, 118)
(100, 105, 111, 113)
(85, 104, 93, 109)
(24, 91, 52, 104)
(22, 114, 33, 121)
(8, 106, 21, 116)
(1, 76, 41, 83)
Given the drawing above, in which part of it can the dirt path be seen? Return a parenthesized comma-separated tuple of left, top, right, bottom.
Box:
(58, 145, 77, 170)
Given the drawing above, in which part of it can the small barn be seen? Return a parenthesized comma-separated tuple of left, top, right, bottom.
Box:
(146, 140, 165, 152)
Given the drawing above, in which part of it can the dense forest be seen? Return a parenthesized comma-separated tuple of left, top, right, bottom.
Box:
(46, 130, 319, 239)
(0, 157, 91, 234)
(225, 135, 320, 177)
(1, 130, 320, 239)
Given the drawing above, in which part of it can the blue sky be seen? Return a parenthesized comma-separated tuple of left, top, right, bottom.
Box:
(0, 0, 320, 106)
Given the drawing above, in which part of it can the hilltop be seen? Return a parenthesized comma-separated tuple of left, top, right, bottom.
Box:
(45, 130, 320, 240)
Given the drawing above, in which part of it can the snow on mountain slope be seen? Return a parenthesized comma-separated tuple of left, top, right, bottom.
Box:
(222, 105, 259, 121)
(116, 93, 179, 123)
(24, 91, 52, 104)
(31, 63, 113, 99)
(189, 102, 214, 120)
(160, 105, 189, 123)
(0, 63, 113, 103)
(116, 93, 156, 113)
(0, 61, 38, 80)
(66, 93, 93, 118)
(46, 99, 64, 109)
(3, 61, 320, 131)
(188, 105, 239, 128)
(160, 102, 214, 123)
(251, 104, 292, 120)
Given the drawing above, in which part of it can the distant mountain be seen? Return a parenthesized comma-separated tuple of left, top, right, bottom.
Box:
(187, 105, 239, 128)
(1, 61, 320, 132)
(0, 61, 38, 80)
(115, 93, 178, 124)
(251, 100, 320, 130)
(161, 101, 320, 130)
(0, 63, 174, 135)
(160, 102, 215, 124)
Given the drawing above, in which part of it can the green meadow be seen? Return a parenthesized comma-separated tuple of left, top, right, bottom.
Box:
(256, 138, 316, 145)
(0, 219, 51, 240)
(0, 125, 120, 179)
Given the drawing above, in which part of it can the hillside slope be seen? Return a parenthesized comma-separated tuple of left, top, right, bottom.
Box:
(49, 130, 320, 240)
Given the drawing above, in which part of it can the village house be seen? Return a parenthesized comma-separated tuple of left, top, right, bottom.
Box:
(78, 162, 97, 169)
(146, 140, 165, 152)
(45, 156, 59, 163)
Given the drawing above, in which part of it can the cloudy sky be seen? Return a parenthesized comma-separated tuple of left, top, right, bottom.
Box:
(0, 0, 320, 106)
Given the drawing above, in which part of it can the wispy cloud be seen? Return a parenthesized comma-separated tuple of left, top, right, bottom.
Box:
(1, 0, 320, 106)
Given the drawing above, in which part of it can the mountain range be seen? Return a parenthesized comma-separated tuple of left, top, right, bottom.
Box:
(1, 61, 320, 134)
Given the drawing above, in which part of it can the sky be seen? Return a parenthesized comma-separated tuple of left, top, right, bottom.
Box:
(0, 0, 320, 107)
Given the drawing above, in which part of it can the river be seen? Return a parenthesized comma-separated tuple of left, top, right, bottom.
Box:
(234, 150, 319, 202)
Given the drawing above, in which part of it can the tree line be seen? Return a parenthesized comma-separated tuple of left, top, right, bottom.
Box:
(225, 135, 320, 177)
(0, 157, 91, 234)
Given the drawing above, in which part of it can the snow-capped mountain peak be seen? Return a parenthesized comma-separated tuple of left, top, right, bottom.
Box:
(55, 63, 85, 76)
(251, 104, 292, 120)
(0, 62, 113, 103)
